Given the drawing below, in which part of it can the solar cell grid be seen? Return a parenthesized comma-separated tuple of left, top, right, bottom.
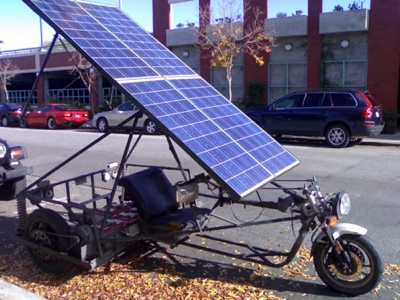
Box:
(23, 0, 299, 200)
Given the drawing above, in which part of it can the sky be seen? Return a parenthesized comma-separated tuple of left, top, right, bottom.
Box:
(0, 0, 370, 52)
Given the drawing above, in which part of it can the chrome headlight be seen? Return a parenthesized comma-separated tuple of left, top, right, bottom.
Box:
(333, 192, 351, 219)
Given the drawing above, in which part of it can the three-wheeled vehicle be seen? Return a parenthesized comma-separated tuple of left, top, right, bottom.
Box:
(16, 114, 383, 296)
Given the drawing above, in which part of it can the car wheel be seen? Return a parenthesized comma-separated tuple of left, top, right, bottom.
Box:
(97, 118, 109, 132)
(20, 118, 29, 128)
(144, 119, 158, 135)
(25, 208, 72, 274)
(325, 124, 350, 148)
(47, 117, 57, 129)
(1, 116, 9, 127)
(0, 176, 26, 201)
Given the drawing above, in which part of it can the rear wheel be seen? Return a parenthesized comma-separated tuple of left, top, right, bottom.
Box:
(25, 208, 72, 274)
(97, 118, 109, 132)
(325, 124, 350, 148)
(144, 119, 158, 135)
(1, 116, 9, 127)
(47, 117, 57, 129)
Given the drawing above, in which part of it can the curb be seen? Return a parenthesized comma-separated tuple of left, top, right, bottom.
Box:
(0, 279, 46, 300)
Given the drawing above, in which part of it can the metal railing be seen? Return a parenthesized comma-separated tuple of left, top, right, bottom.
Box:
(7, 90, 38, 104)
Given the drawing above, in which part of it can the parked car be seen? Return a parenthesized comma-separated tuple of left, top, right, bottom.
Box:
(244, 90, 385, 148)
(20, 103, 89, 129)
(0, 138, 32, 200)
(92, 101, 159, 134)
(0, 103, 22, 127)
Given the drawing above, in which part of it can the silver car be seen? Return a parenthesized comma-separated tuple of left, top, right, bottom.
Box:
(92, 102, 159, 134)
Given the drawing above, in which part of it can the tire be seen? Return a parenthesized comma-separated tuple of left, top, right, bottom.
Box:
(313, 234, 383, 296)
(97, 118, 109, 132)
(47, 117, 57, 129)
(0, 176, 26, 200)
(20, 118, 29, 128)
(25, 208, 72, 274)
(144, 119, 158, 135)
(1, 116, 9, 127)
(325, 124, 350, 148)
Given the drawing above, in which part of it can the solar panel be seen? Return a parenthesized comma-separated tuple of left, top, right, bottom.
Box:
(23, 0, 299, 200)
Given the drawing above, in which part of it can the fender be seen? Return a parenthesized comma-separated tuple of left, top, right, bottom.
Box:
(311, 223, 367, 256)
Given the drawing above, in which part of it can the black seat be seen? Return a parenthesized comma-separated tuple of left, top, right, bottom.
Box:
(118, 167, 210, 243)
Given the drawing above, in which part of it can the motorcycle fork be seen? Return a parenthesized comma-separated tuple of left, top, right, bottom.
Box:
(322, 225, 352, 264)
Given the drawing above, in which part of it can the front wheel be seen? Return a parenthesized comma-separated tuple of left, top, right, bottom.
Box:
(313, 234, 383, 296)
(97, 118, 109, 132)
(20, 118, 29, 128)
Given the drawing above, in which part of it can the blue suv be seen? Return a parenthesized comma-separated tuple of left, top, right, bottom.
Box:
(244, 90, 385, 148)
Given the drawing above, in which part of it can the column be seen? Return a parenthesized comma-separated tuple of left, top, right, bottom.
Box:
(199, 0, 211, 82)
(307, 0, 322, 89)
(152, 0, 171, 45)
(243, 0, 268, 103)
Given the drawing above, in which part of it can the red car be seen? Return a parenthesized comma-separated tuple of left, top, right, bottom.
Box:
(20, 103, 89, 129)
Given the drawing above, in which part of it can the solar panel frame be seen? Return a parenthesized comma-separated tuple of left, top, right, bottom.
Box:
(23, 0, 299, 200)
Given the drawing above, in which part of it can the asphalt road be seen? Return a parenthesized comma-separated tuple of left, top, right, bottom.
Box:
(1, 127, 399, 299)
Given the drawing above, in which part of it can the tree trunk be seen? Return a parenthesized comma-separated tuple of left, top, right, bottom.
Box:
(5, 88, 9, 102)
(226, 61, 233, 102)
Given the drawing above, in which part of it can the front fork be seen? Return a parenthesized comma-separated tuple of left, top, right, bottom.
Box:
(311, 223, 368, 261)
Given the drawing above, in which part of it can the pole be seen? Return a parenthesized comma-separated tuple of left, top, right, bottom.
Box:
(39, 18, 43, 47)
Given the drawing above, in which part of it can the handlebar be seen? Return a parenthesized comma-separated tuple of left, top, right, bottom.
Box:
(176, 173, 213, 187)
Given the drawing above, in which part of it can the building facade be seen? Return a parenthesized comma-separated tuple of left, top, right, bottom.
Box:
(0, 0, 399, 124)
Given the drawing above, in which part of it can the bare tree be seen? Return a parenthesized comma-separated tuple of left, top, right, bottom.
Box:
(68, 50, 99, 111)
(195, 0, 274, 102)
(0, 59, 19, 102)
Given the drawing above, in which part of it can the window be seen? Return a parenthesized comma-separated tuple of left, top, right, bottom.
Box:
(274, 93, 305, 109)
(54, 105, 70, 111)
(303, 93, 325, 107)
(39, 105, 51, 112)
(118, 102, 135, 111)
(331, 93, 356, 107)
